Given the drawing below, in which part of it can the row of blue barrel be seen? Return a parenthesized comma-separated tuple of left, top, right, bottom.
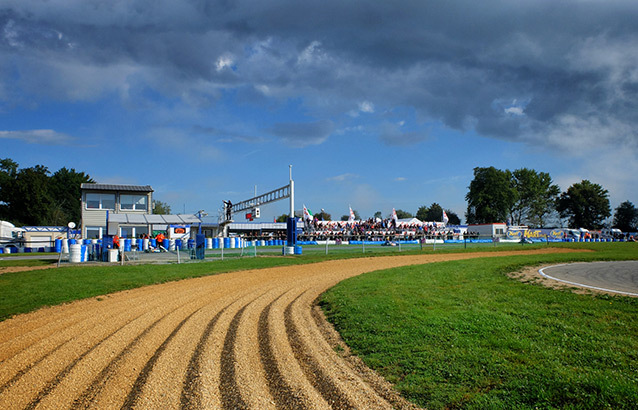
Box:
(49, 238, 289, 252)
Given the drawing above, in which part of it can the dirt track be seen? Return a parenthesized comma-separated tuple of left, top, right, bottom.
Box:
(0, 249, 579, 409)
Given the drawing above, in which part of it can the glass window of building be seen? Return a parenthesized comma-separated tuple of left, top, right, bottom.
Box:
(85, 226, 103, 239)
(120, 194, 147, 211)
(86, 193, 115, 210)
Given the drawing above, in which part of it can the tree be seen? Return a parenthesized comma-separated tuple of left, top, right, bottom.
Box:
(0, 158, 19, 221)
(427, 203, 444, 222)
(0, 158, 95, 226)
(556, 180, 611, 229)
(613, 201, 638, 232)
(314, 210, 331, 221)
(394, 209, 413, 219)
(153, 200, 172, 215)
(373, 211, 382, 220)
(415, 206, 428, 221)
(340, 209, 360, 221)
(466, 167, 516, 224)
(11, 165, 54, 226)
(445, 209, 461, 225)
(510, 168, 560, 227)
(50, 167, 94, 224)
(275, 213, 288, 222)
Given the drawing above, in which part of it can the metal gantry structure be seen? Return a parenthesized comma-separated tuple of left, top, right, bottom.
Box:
(221, 165, 295, 223)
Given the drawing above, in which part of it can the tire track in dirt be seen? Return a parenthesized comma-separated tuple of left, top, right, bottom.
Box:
(258, 293, 310, 410)
(180, 302, 231, 409)
(219, 303, 251, 410)
(284, 292, 355, 409)
(0, 249, 582, 409)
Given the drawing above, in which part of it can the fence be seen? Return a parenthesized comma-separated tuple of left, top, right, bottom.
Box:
(3, 234, 630, 265)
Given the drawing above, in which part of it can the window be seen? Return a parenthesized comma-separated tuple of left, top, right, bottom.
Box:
(85, 226, 103, 239)
(86, 193, 115, 210)
(120, 194, 148, 211)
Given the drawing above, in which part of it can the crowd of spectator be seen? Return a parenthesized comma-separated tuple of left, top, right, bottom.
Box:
(298, 218, 464, 242)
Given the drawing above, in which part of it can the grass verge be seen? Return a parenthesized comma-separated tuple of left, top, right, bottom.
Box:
(321, 243, 638, 409)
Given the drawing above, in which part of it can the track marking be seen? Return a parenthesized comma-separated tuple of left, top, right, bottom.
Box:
(538, 264, 638, 297)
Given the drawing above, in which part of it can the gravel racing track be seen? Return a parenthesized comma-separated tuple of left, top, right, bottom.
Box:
(0, 249, 578, 409)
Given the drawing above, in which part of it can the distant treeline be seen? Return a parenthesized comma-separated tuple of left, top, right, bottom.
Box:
(0, 158, 94, 226)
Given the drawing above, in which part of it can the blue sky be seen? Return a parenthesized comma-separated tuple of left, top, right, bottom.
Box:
(1, 1, 637, 223)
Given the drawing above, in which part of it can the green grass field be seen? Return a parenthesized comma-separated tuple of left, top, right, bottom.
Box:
(321, 243, 638, 409)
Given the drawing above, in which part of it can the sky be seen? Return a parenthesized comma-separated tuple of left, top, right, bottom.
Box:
(1, 0, 637, 223)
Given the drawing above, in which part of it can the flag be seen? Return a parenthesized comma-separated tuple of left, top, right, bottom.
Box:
(392, 208, 398, 224)
(303, 204, 314, 221)
(442, 210, 449, 225)
(348, 205, 356, 223)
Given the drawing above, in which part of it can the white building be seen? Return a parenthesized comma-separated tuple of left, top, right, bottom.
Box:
(80, 183, 153, 239)
(467, 223, 507, 238)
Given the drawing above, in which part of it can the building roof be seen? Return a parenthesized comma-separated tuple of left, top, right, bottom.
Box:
(108, 213, 201, 225)
(81, 183, 154, 192)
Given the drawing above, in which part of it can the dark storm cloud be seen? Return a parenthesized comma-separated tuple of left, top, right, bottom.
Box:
(1, 0, 637, 151)
(268, 120, 334, 147)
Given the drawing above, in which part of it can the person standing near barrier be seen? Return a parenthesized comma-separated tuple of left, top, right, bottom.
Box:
(113, 235, 120, 249)
(155, 232, 165, 251)
(225, 200, 233, 220)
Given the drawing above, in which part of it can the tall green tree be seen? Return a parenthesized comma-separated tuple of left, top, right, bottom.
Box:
(314, 210, 332, 221)
(444, 209, 461, 225)
(510, 168, 560, 227)
(50, 167, 94, 224)
(11, 165, 53, 226)
(415, 206, 428, 221)
(556, 180, 611, 229)
(465, 167, 516, 224)
(426, 203, 444, 222)
(152, 200, 172, 215)
(0, 158, 94, 226)
(0, 158, 19, 221)
(613, 201, 638, 232)
(394, 209, 413, 219)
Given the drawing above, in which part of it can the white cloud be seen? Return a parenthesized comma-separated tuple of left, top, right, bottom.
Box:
(297, 41, 323, 65)
(358, 101, 374, 113)
(504, 106, 524, 116)
(326, 173, 359, 182)
(0, 129, 76, 145)
(216, 55, 234, 72)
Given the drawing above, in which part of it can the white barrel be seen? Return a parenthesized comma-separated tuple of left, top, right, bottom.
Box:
(108, 249, 119, 262)
(206, 238, 213, 249)
(230, 238, 235, 249)
(283, 246, 294, 255)
(61, 239, 69, 253)
(169, 239, 176, 251)
(260, 240, 266, 247)
(143, 238, 149, 251)
(69, 244, 82, 263)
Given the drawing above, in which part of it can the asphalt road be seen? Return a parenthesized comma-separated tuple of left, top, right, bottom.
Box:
(539, 261, 638, 296)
